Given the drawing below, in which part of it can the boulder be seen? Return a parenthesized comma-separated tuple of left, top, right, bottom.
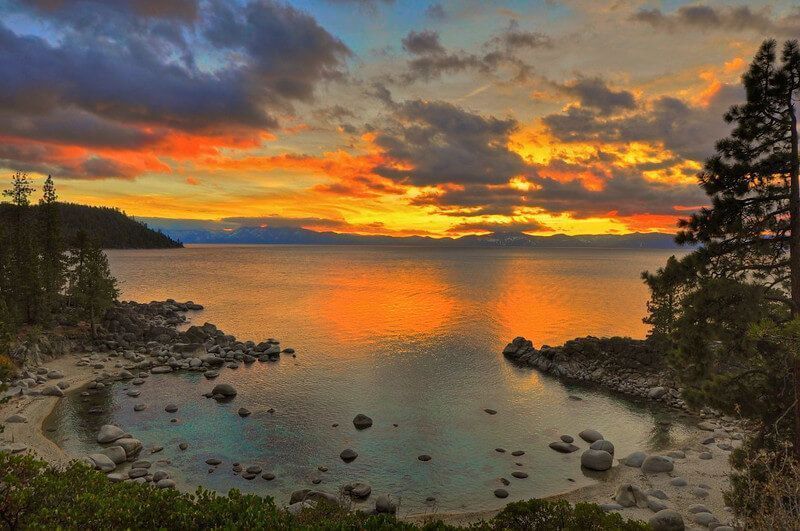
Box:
(623, 451, 647, 468)
(340, 448, 358, 463)
(87, 453, 116, 472)
(97, 424, 126, 444)
(115, 437, 143, 458)
(352, 414, 373, 430)
(238, 407, 251, 417)
(560, 435, 574, 443)
(156, 479, 177, 489)
(590, 439, 615, 456)
(100, 445, 127, 465)
(211, 383, 237, 397)
(493, 489, 509, 499)
(549, 441, 579, 453)
(579, 429, 604, 443)
(5, 414, 27, 423)
(641, 455, 674, 474)
(375, 494, 397, 514)
(614, 483, 648, 508)
(647, 386, 668, 399)
(581, 449, 613, 471)
(648, 496, 668, 512)
(41, 385, 64, 397)
(649, 510, 685, 531)
(344, 482, 372, 499)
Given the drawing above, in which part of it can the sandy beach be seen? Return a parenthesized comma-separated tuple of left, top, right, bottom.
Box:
(1, 350, 739, 529)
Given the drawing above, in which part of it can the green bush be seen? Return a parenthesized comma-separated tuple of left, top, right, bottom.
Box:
(0, 452, 648, 530)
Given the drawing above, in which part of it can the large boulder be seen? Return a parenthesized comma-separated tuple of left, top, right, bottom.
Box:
(87, 453, 116, 472)
(579, 429, 604, 443)
(581, 449, 613, 471)
(622, 451, 647, 468)
(211, 384, 237, 397)
(375, 494, 397, 514)
(96, 424, 126, 444)
(344, 482, 372, 499)
(590, 439, 615, 456)
(549, 441, 579, 453)
(642, 455, 674, 474)
(100, 446, 128, 465)
(649, 509, 685, 531)
(614, 484, 648, 508)
(41, 385, 64, 397)
(115, 437, 143, 458)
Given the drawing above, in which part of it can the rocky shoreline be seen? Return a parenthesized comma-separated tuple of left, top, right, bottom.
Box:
(502, 336, 689, 411)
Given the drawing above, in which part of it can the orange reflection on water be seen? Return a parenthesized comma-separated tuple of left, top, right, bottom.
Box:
(309, 261, 456, 344)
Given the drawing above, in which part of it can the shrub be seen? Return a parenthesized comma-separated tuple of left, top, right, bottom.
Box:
(0, 452, 648, 530)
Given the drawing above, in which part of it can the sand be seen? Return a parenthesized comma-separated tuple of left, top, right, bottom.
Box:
(1, 354, 738, 528)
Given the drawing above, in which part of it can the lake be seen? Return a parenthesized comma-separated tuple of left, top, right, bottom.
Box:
(47, 245, 690, 514)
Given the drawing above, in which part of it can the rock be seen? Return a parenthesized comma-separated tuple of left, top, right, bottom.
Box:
(648, 489, 669, 500)
(150, 446, 164, 454)
(647, 386, 668, 399)
(115, 438, 143, 458)
(641, 455, 674, 474)
(126, 389, 140, 397)
(151, 366, 172, 374)
(211, 383, 237, 397)
(511, 471, 528, 479)
(484, 409, 497, 415)
(600, 503, 623, 512)
(717, 442, 734, 451)
(344, 482, 372, 499)
(206, 458, 222, 466)
(179, 443, 188, 451)
(511, 450, 525, 456)
(549, 441, 579, 453)
(623, 451, 647, 467)
(156, 479, 176, 489)
(579, 429, 604, 443)
(100, 446, 127, 465)
(131, 460, 151, 469)
(164, 404, 178, 413)
(690, 487, 709, 499)
(203, 370, 219, 379)
(699, 451, 713, 460)
(5, 414, 27, 423)
(667, 450, 686, 459)
(581, 449, 613, 471)
(493, 489, 509, 499)
(134, 404, 147, 412)
(590, 440, 615, 456)
(47, 370, 64, 379)
(649, 509, 685, 531)
(246, 465, 262, 474)
(495, 448, 506, 453)
(670, 477, 688, 487)
(238, 407, 251, 417)
(340, 449, 358, 463)
(375, 494, 397, 514)
(262, 473, 276, 481)
(97, 424, 126, 444)
(560, 435, 574, 443)
(688, 504, 710, 514)
(106, 472, 127, 483)
(648, 497, 669, 512)
(614, 483, 649, 508)
(88, 453, 117, 472)
(152, 470, 170, 482)
(418, 454, 432, 462)
(352, 414, 373, 430)
(41, 385, 64, 397)
(693, 512, 718, 527)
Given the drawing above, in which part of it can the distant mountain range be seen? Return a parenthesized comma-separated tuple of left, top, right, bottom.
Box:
(155, 225, 686, 249)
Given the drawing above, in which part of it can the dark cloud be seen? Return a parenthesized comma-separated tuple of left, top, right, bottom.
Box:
(631, 5, 800, 36)
(398, 24, 547, 83)
(23, 0, 200, 21)
(372, 99, 530, 187)
(324, 0, 394, 10)
(543, 85, 742, 161)
(402, 30, 445, 55)
(410, 184, 526, 217)
(557, 77, 636, 115)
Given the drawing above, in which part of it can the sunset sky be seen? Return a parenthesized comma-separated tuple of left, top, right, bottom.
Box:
(2, 0, 799, 237)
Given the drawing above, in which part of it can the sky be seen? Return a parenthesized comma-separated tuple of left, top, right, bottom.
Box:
(1, 0, 799, 237)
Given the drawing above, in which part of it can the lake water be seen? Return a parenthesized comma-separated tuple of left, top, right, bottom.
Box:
(48, 245, 691, 515)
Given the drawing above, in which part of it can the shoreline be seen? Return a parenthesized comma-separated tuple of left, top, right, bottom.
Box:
(1, 301, 743, 528)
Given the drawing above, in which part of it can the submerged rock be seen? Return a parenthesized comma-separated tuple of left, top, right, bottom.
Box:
(97, 424, 126, 444)
(352, 414, 373, 430)
(340, 449, 358, 463)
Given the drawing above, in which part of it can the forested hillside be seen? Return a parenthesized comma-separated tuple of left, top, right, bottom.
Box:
(0, 202, 182, 249)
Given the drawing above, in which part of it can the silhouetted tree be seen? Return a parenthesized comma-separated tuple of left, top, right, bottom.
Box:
(37, 176, 64, 316)
(67, 231, 118, 338)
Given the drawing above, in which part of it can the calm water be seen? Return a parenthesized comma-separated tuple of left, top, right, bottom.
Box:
(49, 245, 690, 514)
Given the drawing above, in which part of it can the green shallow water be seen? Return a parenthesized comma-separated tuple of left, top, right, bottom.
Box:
(47, 245, 692, 514)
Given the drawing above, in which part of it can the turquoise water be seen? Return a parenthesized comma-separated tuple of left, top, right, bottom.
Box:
(48, 245, 690, 514)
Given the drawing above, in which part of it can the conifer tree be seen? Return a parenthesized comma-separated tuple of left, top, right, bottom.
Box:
(68, 232, 118, 338)
(37, 176, 64, 315)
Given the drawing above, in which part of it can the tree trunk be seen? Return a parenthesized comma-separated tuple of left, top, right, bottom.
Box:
(788, 93, 800, 458)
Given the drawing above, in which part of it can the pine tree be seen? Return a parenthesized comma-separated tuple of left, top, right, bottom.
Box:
(643, 40, 800, 453)
(37, 176, 64, 316)
(68, 232, 118, 338)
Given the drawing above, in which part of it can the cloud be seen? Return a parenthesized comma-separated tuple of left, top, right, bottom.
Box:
(425, 3, 447, 21)
(372, 99, 530, 187)
(556, 77, 636, 115)
(402, 30, 445, 55)
(631, 5, 800, 36)
(543, 84, 742, 161)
